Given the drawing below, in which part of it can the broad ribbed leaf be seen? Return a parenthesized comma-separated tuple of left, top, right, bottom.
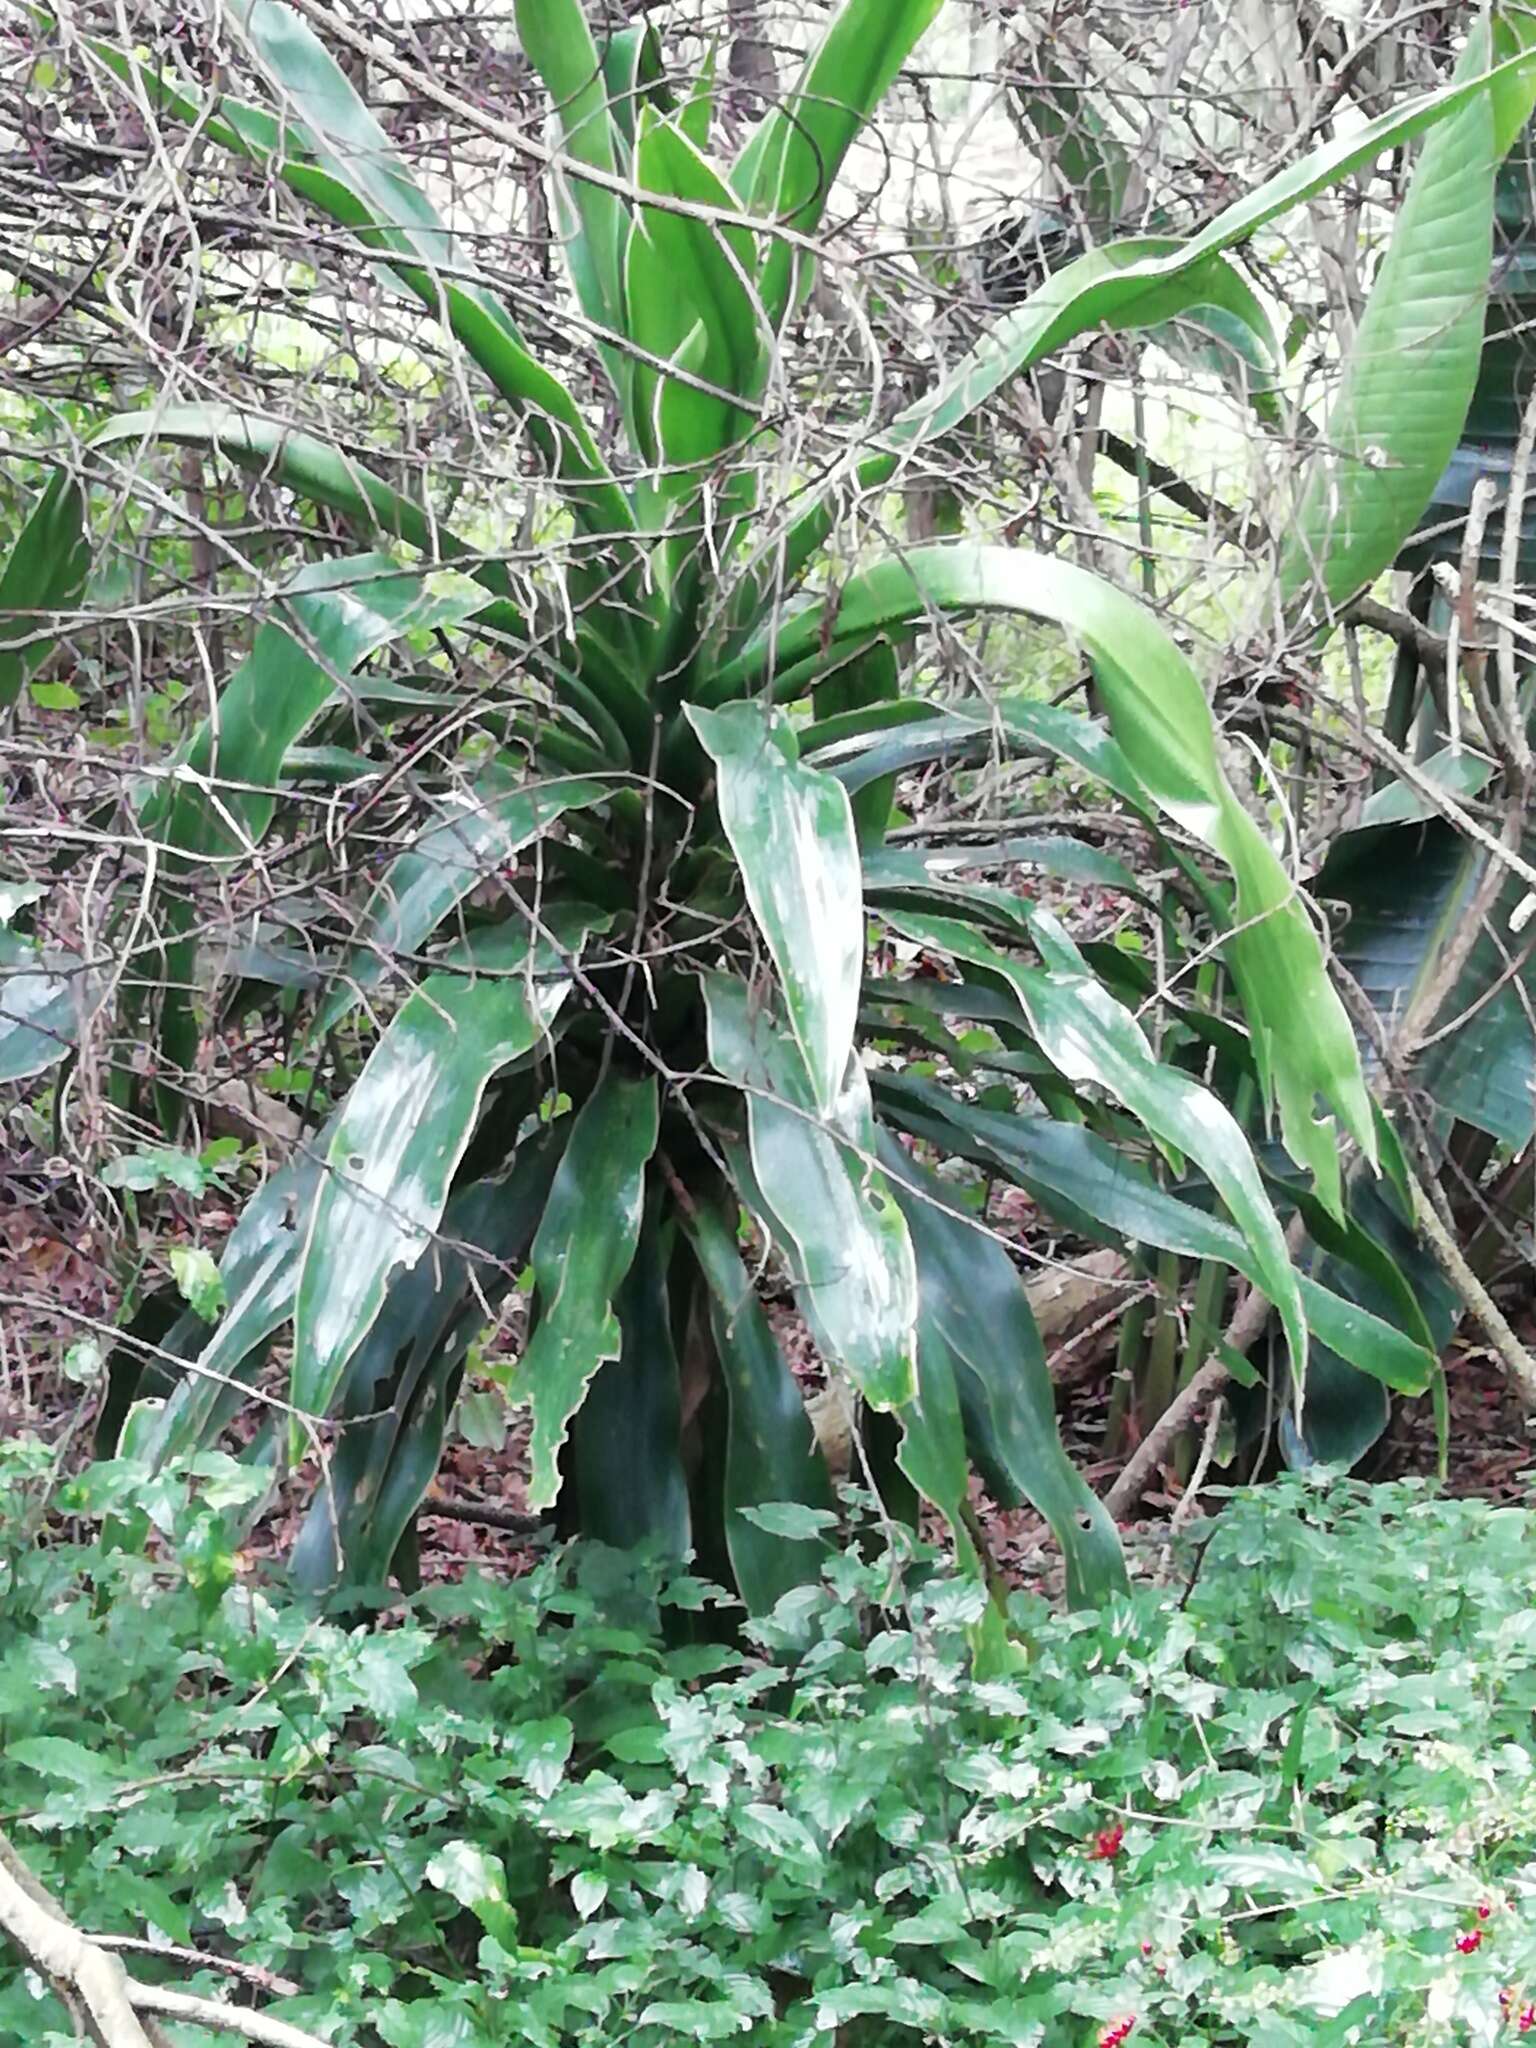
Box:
(733, 0, 943, 325)
(626, 114, 764, 484)
(883, 904, 1309, 1386)
(0, 928, 79, 1082)
(294, 918, 588, 1422)
(683, 1197, 833, 1614)
(518, 1069, 660, 1511)
(89, 408, 474, 568)
(883, 1139, 1127, 1605)
(704, 973, 918, 1410)
(515, 0, 626, 336)
(0, 468, 89, 712)
(1280, 17, 1536, 611)
(150, 555, 483, 861)
(878, 1073, 1436, 1398)
(689, 703, 863, 1115)
(293, 1154, 558, 1592)
(315, 769, 611, 1036)
(725, 542, 1375, 1218)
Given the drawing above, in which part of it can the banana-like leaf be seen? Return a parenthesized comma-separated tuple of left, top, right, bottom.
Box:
(726, 542, 1375, 1218)
(682, 1196, 834, 1614)
(704, 972, 918, 1410)
(689, 703, 863, 1116)
(515, 0, 627, 338)
(0, 468, 89, 711)
(0, 927, 80, 1082)
(293, 916, 591, 1424)
(883, 904, 1309, 1385)
(149, 554, 484, 861)
(292, 1152, 558, 1592)
(314, 768, 612, 1037)
(882, 1138, 1127, 1604)
(517, 1068, 660, 1511)
(88, 407, 477, 569)
(733, 0, 943, 326)
(879, 1073, 1436, 1398)
(626, 114, 764, 485)
(1280, 16, 1536, 612)
(570, 1214, 691, 1559)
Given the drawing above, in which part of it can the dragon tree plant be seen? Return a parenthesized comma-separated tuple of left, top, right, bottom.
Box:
(8, 0, 1536, 1620)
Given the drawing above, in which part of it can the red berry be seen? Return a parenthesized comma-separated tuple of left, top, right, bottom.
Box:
(1140, 1941, 1153, 1956)
(1456, 1930, 1483, 1954)
(1098, 2023, 1136, 2048)
(1520, 2008, 1535, 2035)
(1091, 1821, 1125, 1861)
(1481, 1902, 1495, 1920)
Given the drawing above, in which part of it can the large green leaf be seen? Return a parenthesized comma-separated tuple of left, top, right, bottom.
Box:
(88, 408, 474, 569)
(570, 1215, 690, 1559)
(683, 1197, 834, 1615)
(0, 468, 89, 712)
(0, 927, 79, 1083)
(704, 973, 918, 1411)
(733, 0, 943, 326)
(883, 905, 1309, 1385)
(292, 1154, 558, 1592)
(726, 541, 1375, 1216)
(1280, 16, 1536, 611)
(689, 703, 863, 1116)
(314, 768, 611, 1037)
(515, 0, 627, 337)
(878, 1073, 1437, 1398)
(293, 917, 589, 1423)
(625, 113, 764, 485)
(883, 1139, 1127, 1606)
(517, 1069, 660, 1512)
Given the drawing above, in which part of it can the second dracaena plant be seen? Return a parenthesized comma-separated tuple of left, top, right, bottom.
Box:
(70, 0, 1520, 1616)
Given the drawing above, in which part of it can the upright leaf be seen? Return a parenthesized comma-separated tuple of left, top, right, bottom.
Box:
(517, 1069, 660, 1511)
(733, 0, 943, 325)
(704, 973, 918, 1410)
(515, 0, 627, 335)
(722, 542, 1376, 1218)
(293, 918, 589, 1423)
(689, 703, 863, 1115)
(1280, 17, 1536, 611)
(0, 469, 89, 712)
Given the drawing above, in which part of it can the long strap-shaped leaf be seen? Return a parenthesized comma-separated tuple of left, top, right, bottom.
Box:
(732, 0, 943, 327)
(313, 768, 612, 1037)
(704, 972, 918, 1411)
(514, 0, 627, 338)
(689, 703, 863, 1117)
(883, 903, 1310, 1390)
(517, 1068, 660, 1511)
(1279, 13, 1536, 612)
(0, 468, 89, 712)
(717, 542, 1374, 1221)
(293, 915, 594, 1423)
(882, 1138, 1128, 1608)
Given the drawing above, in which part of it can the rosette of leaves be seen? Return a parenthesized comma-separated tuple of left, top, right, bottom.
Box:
(14, 0, 1536, 1610)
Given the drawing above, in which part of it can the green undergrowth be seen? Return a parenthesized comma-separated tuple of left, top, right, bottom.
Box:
(2, 1447, 1536, 2046)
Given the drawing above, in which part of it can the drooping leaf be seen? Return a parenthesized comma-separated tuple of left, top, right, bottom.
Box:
(570, 1214, 691, 1560)
(689, 703, 863, 1115)
(883, 1138, 1127, 1604)
(704, 973, 918, 1411)
(682, 1196, 834, 1614)
(733, 0, 944, 326)
(293, 917, 590, 1424)
(0, 468, 89, 711)
(314, 769, 611, 1036)
(292, 1153, 559, 1592)
(517, 1068, 660, 1511)
(881, 904, 1309, 1385)
(625, 113, 764, 484)
(723, 542, 1376, 1218)
(1280, 16, 1536, 612)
